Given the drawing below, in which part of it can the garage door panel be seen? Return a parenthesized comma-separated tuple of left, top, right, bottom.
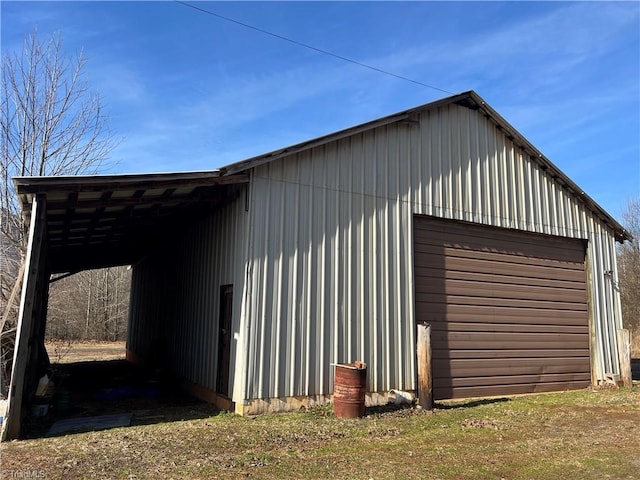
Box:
(433, 372, 592, 389)
(433, 357, 591, 378)
(414, 245, 585, 271)
(432, 348, 590, 360)
(415, 263, 587, 287)
(413, 215, 590, 400)
(416, 295, 587, 311)
(430, 331, 589, 349)
(434, 380, 592, 399)
(430, 321, 589, 335)
(414, 222, 586, 264)
(415, 230, 586, 264)
(415, 278, 587, 304)
(416, 304, 589, 326)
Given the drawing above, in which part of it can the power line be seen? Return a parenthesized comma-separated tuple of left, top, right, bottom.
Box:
(174, 1, 454, 95)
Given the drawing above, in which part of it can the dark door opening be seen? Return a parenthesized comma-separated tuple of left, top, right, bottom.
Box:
(216, 285, 233, 397)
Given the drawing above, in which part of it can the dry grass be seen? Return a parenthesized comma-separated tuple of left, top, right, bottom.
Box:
(45, 340, 125, 364)
(2, 387, 638, 480)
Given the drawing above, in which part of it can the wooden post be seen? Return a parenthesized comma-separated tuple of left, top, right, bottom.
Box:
(416, 323, 433, 410)
(617, 329, 632, 388)
(1, 196, 46, 441)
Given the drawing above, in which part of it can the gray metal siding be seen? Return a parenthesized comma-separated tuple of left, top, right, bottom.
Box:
(128, 190, 248, 396)
(242, 103, 622, 401)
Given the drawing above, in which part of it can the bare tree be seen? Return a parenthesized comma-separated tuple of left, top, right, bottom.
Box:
(1, 30, 116, 393)
(46, 266, 130, 342)
(618, 196, 640, 357)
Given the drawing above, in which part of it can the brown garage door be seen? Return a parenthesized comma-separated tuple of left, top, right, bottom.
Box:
(414, 215, 591, 400)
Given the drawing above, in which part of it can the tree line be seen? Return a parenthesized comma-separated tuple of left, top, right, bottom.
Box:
(46, 267, 130, 342)
(618, 197, 640, 356)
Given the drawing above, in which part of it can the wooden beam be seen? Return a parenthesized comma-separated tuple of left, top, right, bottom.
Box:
(617, 329, 632, 388)
(416, 323, 433, 410)
(585, 251, 598, 386)
(45, 195, 194, 210)
(0, 262, 25, 336)
(1, 195, 47, 441)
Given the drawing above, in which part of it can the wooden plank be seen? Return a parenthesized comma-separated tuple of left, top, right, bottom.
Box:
(1, 195, 46, 441)
(0, 262, 25, 334)
(617, 329, 632, 388)
(416, 323, 433, 410)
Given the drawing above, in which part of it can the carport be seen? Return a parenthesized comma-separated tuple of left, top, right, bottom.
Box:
(1, 170, 248, 440)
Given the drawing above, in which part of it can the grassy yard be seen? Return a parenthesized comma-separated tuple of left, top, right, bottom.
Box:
(2, 387, 638, 480)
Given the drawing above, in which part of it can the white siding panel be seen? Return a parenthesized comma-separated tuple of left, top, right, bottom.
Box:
(243, 103, 622, 402)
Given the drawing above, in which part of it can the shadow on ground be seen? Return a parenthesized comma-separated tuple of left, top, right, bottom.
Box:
(363, 396, 511, 417)
(434, 397, 512, 410)
(22, 359, 220, 439)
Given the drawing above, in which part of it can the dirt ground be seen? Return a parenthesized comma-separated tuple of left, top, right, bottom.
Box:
(45, 340, 126, 363)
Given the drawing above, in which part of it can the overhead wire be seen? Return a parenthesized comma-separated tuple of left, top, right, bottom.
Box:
(174, 1, 454, 95)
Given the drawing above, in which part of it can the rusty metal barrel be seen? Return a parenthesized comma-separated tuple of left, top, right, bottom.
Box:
(333, 362, 367, 418)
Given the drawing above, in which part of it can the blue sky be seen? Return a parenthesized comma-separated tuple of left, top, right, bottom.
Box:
(2, 1, 639, 219)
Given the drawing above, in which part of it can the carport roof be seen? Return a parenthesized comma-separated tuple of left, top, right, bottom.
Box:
(14, 170, 249, 273)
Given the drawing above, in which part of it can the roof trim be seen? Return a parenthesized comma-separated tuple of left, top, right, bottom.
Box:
(13, 170, 237, 195)
(220, 91, 474, 176)
(219, 90, 631, 243)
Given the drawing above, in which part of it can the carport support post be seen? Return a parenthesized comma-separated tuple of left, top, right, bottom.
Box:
(617, 329, 632, 388)
(416, 323, 433, 410)
(1, 195, 47, 441)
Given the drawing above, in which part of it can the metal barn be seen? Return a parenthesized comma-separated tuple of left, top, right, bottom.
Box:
(3, 91, 631, 438)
